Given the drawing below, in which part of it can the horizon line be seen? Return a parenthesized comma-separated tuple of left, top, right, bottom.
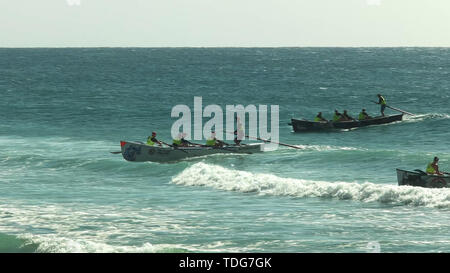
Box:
(1, 46, 449, 49)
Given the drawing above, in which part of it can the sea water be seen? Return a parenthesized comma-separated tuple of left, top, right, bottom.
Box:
(0, 48, 449, 252)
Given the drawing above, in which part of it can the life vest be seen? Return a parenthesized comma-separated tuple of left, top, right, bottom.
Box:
(358, 112, 366, 120)
(333, 114, 340, 121)
(426, 163, 436, 174)
(314, 117, 321, 122)
(147, 136, 155, 146)
(206, 138, 216, 146)
(173, 138, 182, 145)
(380, 97, 387, 105)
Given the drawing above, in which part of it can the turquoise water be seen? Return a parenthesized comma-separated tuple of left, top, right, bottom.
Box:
(1, 48, 449, 253)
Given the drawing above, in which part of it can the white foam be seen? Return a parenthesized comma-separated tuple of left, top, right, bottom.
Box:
(172, 163, 450, 208)
(294, 144, 364, 152)
(16, 234, 257, 253)
(17, 234, 178, 253)
(403, 113, 450, 123)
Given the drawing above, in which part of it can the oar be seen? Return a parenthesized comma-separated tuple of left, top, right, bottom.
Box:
(219, 130, 303, 150)
(110, 151, 122, 154)
(371, 101, 415, 116)
(184, 141, 203, 147)
(249, 136, 303, 149)
(161, 141, 189, 154)
(238, 133, 302, 149)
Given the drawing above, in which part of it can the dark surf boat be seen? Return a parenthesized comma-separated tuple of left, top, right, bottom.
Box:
(289, 114, 403, 132)
(119, 141, 263, 163)
(396, 169, 450, 188)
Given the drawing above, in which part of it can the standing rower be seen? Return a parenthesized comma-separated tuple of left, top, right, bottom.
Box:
(234, 118, 245, 145)
(376, 94, 387, 116)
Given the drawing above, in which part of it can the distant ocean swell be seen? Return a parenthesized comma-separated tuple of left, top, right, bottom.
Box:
(172, 163, 450, 209)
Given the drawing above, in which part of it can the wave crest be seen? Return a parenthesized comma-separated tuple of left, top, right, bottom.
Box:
(172, 163, 450, 208)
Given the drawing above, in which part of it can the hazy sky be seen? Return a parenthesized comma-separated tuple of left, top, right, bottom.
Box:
(1, 0, 449, 47)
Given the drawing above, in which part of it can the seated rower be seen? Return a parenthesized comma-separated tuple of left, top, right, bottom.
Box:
(206, 132, 218, 147)
(314, 112, 328, 122)
(340, 110, 355, 121)
(206, 131, 226, 147)
(172, 133, 183, 147)
(147, 132, 162, 146)
(358, 109, 372, 120)
(173, 133, 195, 147)
(180, 133, 194, 147)
(332, 110, 342, 122)
(426, 157, 444, 175)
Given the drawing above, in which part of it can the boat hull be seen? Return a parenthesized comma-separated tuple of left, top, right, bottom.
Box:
(290, 114, 403, 132)
(396, 169, 450, 188)
(120, 141, 264, 162)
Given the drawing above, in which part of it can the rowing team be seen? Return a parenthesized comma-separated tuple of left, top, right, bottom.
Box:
(313, 94, 388, 122)
(146, 131, 244, 148)
(314, 109, 373, 122)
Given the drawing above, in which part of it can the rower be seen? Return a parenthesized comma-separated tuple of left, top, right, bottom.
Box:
(426, 157, 444, 175)
(341, 110, 355, 121)
(147, 132, 162, 146)
(180, 133, 194, 147)
(332, 110, 342, 122)
(314, 112, 327, 122)
(358, 109, 372, 120)
(376, 94, 387, 117)
(172, 133, 183, 147)
(206, 131, 226, 147)
(206, 132, 218, 147)
(234, 118, 245, 145)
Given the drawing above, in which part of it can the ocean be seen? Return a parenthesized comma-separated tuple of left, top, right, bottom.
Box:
(0, 48, 449, 253)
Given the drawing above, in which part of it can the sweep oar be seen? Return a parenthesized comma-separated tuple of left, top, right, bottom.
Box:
(371, 101, 415, 116)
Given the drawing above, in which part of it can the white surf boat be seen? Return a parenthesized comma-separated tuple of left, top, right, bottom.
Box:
(119, 141, 264, 162)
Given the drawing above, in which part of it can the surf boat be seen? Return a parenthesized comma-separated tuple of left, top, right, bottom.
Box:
(396, 169, 450, 188)
(289, 114, 403, 132)
(119, 141, 264, 162)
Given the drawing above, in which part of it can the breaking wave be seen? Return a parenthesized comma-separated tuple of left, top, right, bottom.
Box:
(2, 233, 251, 253)
(13, 234, 183, 253)
(172, 163, 450, 208)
